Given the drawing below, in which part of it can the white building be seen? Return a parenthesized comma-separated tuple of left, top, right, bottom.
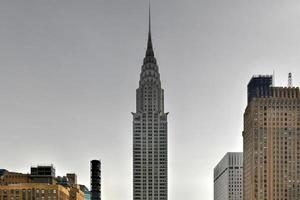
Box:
(214, 152, 243, 200)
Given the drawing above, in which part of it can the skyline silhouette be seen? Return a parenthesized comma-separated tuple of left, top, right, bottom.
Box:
(0, 1, 300, 200)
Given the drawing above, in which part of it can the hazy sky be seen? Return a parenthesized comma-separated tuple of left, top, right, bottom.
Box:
(1, 0, 300, 199)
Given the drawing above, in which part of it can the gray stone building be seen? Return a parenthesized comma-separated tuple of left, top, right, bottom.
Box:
(132, 7, 168, 200)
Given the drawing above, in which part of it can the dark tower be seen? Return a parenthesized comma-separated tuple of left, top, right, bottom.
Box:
(247, 75, 273, 103)
(90, 160, 101, 200)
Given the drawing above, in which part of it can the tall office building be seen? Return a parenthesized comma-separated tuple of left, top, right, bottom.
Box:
(90, 160, 101, 200)
(132, 6, 168, 200)
(214, 152, 243, 200)
(243, 75, 300, 200)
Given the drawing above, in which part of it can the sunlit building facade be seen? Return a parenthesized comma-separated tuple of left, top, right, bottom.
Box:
(0, 184, 70, 200)
(243, 75, 300, 200)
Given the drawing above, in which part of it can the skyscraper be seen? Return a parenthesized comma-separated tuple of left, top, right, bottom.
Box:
(132, 5, 168, 200)
(90, 160, 101, 200)
(243, 75, 300, 200)
(214, 152, 243, 200)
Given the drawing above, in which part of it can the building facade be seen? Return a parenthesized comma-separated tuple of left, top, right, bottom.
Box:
(243, 75, 300, 200)
(0, 171, 31, 185)
(90, 160, 101, 200)
(0, 184, 70, 200)
(0, 184, 85, 200)
(132, 9, 168, 200)
(0, 166, 85, 200)
(214, 152, 243, 200)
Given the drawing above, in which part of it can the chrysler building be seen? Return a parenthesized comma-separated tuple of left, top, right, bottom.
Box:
(132, 5, 168, 200)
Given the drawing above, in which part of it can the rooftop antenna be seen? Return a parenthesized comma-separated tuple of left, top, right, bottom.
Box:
(149, 0, 151, 34)
(288, 72, 293, 87)
(272, 70, 275, 87)
(145, 0, 155, 58)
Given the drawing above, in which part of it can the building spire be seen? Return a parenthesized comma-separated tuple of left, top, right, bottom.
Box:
(149, 0, 151, 34)
(145, 0, 154, 58)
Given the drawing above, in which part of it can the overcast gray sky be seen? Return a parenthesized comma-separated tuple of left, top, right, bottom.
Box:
(1, 0, 300, 199)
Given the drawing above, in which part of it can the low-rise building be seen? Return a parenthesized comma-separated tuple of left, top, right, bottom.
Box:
(0, 183, 70, 200)
(0, 171, 31, 185)
(0, 165, 85, 200)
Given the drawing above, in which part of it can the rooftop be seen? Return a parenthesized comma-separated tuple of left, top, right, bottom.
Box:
(0, 169, 7, 177)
